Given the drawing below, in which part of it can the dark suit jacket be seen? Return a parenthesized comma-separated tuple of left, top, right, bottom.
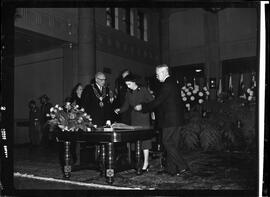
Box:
(81, 83, 111, 126)
(141, 76, 185, 128)
(70, 95, 82, 108)
(40, 102, 52, 125)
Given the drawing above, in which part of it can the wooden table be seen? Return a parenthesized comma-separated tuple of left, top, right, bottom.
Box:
(55, 127, 155, 184)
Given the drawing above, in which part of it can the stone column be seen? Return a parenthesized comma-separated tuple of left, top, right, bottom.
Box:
(78, 8, 96, 86)
(204, 12, 222, 100)
(62, 43, 74, 99)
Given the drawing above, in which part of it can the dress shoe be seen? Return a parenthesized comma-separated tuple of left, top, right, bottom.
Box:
(176, 168, 192, 177)
(141, 165, 150, 173)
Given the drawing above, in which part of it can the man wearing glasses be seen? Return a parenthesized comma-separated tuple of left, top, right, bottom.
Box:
(81, 72, 111, 126)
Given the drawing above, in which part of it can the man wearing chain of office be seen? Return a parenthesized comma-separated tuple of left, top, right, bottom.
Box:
(81, 72, 112, 127)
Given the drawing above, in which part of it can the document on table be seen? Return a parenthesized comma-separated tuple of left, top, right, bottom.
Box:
(111, 123, 150, 130)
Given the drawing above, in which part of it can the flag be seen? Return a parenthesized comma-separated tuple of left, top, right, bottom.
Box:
(217, 78, 222, 97)
(251, 73, 256, 88)
(228, 74, 234, 97)
(193, 77, 196, 88)
(238, 73, 245, 97)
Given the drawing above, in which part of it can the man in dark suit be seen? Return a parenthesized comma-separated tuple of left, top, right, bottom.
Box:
(39, 94, 52, 148)
(134, 64, 190, 176)
(81, 72, 111, 127)
(81, 73, 128, 169)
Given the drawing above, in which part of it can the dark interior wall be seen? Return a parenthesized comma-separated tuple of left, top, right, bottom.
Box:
(169, 8, 205, 66)
(14, 48, 64, 119)
(169, 7, 258, 77)
(219, 8, 257, 60)
(14, 48, 64, 144)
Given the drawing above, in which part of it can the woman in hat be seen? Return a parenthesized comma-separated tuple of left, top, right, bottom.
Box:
(114, 69, 132, 124)
(114, 74, 154, 173)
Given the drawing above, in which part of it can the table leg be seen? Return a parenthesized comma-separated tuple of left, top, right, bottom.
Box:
(63, 141, 71, 179)
(127, 142, 131, 164)
(135, 140, 142, 175)
(99, 144, 106, 176)
(95, 145, 100, 161)
(106, 142, 115, 184)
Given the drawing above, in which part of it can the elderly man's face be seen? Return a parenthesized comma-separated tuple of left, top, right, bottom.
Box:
(96, 74, 106, 87)
(156, 68, 165, 82)
(156, 67, 169, 82)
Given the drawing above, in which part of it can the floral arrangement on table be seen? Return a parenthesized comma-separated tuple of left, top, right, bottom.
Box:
(47, 102, 93, 132)
(181, 82, 210, 111)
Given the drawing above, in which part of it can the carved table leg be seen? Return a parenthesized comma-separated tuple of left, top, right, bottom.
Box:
(99, 144, 106, 176)
(135, 140, 142, 175)
(63, 141, 71, 179)
(106, 142, 115, 184)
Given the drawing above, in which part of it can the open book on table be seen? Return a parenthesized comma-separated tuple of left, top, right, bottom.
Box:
(111, 123, 152, 130)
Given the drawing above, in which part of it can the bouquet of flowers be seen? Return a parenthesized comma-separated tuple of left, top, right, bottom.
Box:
(47, 102, 93, 132)
(239, 73, 256, 105)
(181, 83, 210, 111)
(240, 86, 256, 106)
(246, 87, 256, 101)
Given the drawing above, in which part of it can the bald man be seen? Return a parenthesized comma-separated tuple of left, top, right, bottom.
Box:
(81, 72, 111, 126)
